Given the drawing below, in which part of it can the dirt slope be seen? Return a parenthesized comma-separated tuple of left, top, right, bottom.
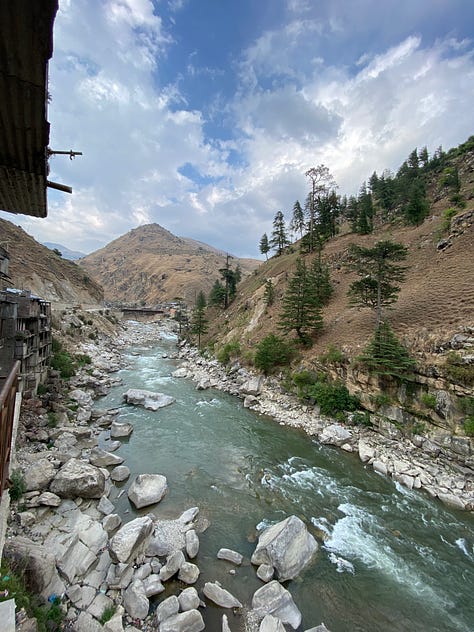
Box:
(79, 223, 261, 306)
(0, 219, 103, 305)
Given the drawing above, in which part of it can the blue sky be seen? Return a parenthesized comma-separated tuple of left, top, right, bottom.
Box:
(3, 0, 474, 258)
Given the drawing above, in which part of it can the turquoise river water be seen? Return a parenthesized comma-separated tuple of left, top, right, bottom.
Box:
(97, 332, 474, 632)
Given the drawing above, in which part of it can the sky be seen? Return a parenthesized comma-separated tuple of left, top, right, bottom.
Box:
(2, 0, 474, 258)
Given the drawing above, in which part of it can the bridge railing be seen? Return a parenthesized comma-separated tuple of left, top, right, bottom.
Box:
(0, 361, 20, 496)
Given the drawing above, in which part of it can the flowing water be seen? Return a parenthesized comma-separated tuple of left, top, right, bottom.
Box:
(97, 332, 474, 632)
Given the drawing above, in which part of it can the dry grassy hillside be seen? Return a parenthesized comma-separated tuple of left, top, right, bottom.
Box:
(79, 223, 260, 306)
(0, 219, 103, 305)
(205, 149, 474, 365)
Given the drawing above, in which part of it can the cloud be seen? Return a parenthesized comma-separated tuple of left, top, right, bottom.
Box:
(2, 1, 473, 261)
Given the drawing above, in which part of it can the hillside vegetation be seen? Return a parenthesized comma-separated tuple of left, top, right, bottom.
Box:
(200, 138, 474, 437)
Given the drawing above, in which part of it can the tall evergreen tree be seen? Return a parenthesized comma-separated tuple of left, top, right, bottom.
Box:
(263, 279, 275, 306)
(309, 249, 333, 306)
(290, 200, 305, 240)
(218, 254, 241, 308)
(190, 290, 208, 349)
(357, 320, 416, 385)
(347, 240, 408, 325)
(279, 258, 323, 344)
(209, 279, 226, 307)
(356, 183, 374, 234)
(269, 210, 290, 255)
(304, 165, 337, 252)
(259, 232, 270, 260)
(404, 180, 429, 225)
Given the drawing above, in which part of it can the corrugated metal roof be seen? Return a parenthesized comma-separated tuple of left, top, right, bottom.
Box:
(0, 0, 58, 218)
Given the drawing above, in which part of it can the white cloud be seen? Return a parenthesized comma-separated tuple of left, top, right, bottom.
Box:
(3, 1, 473, 261)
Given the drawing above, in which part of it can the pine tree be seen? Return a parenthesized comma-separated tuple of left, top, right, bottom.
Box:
(269, 211, 290, 255)
(347, 240, 408, 325)
(264, 279, 275, 306)
(357, 320, 416, 385)
(404, 179, 429, 225)
(190, 290, 208, 348)
(279, 258, 323, 344)
(209, 279, 226, 307)
(259, 233, 270, 260)
(290, 200, 305, 240)
(309, 249, 333, 305)
(304, 165, 337, 252)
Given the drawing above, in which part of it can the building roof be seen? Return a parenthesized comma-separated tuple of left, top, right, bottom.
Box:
(0, 0, 58, 218)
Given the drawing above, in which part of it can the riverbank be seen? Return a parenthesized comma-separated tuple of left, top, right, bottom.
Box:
(6, 318, 332, 632)
(5, 316, 473, 631)
(174, 339, 473, 513)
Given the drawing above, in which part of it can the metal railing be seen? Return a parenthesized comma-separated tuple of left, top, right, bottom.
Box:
(0, 361, 20, 496)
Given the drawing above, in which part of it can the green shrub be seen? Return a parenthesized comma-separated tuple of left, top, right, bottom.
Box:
(319, 344, 344, 365)
(36, 383, 48, 396)
(349, 411, 373, 427)
(307, 380, 359, 416)
(216, 341, 241, 365)
(76, 353, 92, 366)
(444, 352, 474, 386)
(464, 417, 474, 437)
(459, 396, 474, 416)
(254, 335, 294, 375)
(50, 350, 75, 379)
(371, 392, 392, 409)
(99, 605, 116, 625)
(51, 337, 62, 353)
(420, 392, 437, 409)
(441, 207, 458, 233)
(47, 412, 58, 428)
(9, 469, 26, 501)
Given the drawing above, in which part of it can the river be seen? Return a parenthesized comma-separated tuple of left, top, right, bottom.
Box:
(97, 331, 474, 632)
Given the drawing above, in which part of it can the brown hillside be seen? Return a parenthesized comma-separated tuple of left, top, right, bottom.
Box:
(79, 223, 261, 306)
(0, 218, 104, 305)
(205, 148, 474, 364)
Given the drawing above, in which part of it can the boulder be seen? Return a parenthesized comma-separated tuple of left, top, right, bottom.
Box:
(69, 388, 93, 407)
(358, 439, 375, 463)
(103, 514, 122, 533)
(178, 561, 200, 584)
(156, 595, 179, 623)
(89, 447, 124, 467)
(111, 465, 131, 482)
(217, 548, 243, 565)
(203, 581, 243, 608)
(185, 529, 199, 558)
(123, 579, 149, 620)
(110, 421, 134, 438)
(178, 587, 200, 611)
(251, 515, 317, 581)
(98, 495, 115, 515)
(240, 376, 263, 396)
(128, 473, 168, 509)
(319, 424, 352, 447)
(160, 610, 205, 632)
(252, 581, 301, 630)
(36, 491, 62, 507)
(3, 536, 64, 599)
(222, 614, 232, 632)
(123, 389, 175, 411)
(109, 516, 154, 564)
(257, 563, 274, 582)
(23, 458, 56, 491)
(260, 614, 286, 632)
(159, 550, 185, 581)
(143, 574, 165, 597)
(49, 458, 106, 499)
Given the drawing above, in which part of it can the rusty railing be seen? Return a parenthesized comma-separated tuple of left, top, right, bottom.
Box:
(0, 361, 20, 496)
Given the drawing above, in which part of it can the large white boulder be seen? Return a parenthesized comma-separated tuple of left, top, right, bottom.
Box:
(109, 516, 154, 564)
(50, 458, 106, 499)
(123, 389, 175, 411)
(252, 581, 302, 630)
(251, 515, 317, 581)
(203, 582, 242, 608)
(128, 473, 168, 509)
